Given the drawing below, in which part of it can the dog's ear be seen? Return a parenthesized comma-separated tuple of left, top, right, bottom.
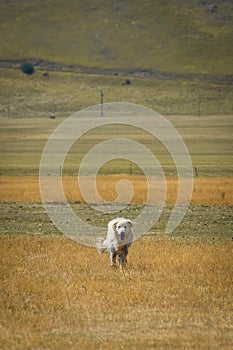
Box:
(112, 221, 119, 234)
(126, 220, 132, 227)
(113, 221, 118, 228)
(112, 221, 121, 243)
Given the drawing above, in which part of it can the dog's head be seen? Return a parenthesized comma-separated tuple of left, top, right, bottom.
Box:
(113, 219, 132, 241)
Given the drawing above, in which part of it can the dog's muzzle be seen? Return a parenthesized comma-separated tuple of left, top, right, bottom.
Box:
(120, 232, 126, 240)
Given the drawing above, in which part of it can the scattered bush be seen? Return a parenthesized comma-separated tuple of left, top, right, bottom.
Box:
(21, 63, 35, 75)
(122, 79, 131, 85)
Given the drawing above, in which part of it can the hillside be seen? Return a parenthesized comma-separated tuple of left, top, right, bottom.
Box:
(0, 0, 232, 77)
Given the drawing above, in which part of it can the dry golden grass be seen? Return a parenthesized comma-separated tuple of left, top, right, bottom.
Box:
(0, 235, 232, 349)
(0, 175, 233, 205)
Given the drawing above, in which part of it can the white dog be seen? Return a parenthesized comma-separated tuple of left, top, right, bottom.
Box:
(96, 218, 134, 268)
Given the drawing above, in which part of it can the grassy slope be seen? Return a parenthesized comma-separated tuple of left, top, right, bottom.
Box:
(0, 0, 232, 117)
(0, 0, 232, 75)
(0, 68, 232, 117)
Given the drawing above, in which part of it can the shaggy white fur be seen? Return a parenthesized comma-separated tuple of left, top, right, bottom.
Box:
(96, 218, 134, 268)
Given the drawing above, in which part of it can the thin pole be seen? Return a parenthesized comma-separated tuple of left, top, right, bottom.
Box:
(100, 90, 104, 117)
(198, 92, 201, 116)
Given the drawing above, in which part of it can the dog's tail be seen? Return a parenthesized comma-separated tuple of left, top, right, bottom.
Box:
(96, 237, 106, 254)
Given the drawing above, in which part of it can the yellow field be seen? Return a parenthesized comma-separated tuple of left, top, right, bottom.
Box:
(1, 175, 232, 348)
(0, 175, 232, 205)
(0, 235, 232, 349)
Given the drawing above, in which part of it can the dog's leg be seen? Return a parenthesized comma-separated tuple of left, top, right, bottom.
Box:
(118, 253, 127, 270)
(118, 254, 123, 270)
(124, 246, 129, 264)
(110, 249, 116, 266)
(119, 246, 128, 268)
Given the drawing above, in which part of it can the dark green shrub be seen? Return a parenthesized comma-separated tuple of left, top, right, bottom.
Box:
(21, 63, 35, 75)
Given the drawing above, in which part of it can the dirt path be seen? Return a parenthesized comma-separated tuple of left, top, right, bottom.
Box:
(1, 59, 232, 84)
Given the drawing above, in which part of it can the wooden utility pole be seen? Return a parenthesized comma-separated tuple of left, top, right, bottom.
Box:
(198, 92, 201, 116)
(100, 90, 104, 117)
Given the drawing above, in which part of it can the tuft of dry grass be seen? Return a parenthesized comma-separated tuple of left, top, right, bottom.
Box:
(0, 175, 233, 205)
(0, 235, 232, 349)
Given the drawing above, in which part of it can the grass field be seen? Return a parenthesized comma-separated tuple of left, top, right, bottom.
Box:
(0, 113, 233, 349)
(0, 235, 232, 349)
(0, 68, 233, 117)
(0, 114, 232, 176)
(0, 1, 232, 347)
(0, 175, 233, 206)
